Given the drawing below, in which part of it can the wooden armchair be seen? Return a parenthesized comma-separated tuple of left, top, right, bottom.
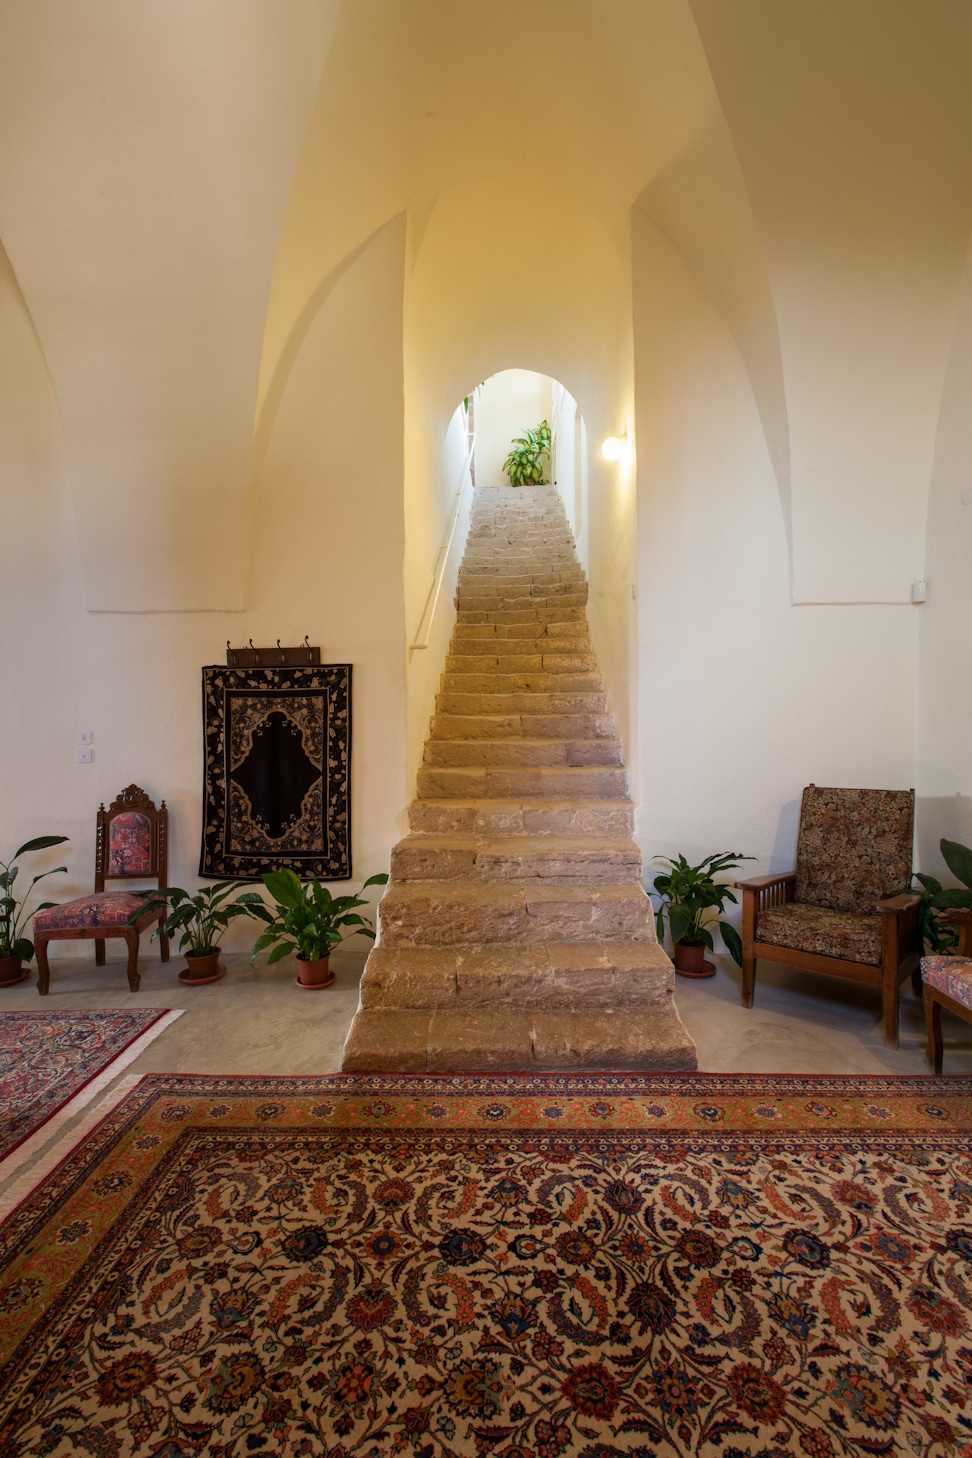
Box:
(32, 785, 169, 994)
(735, 786, 922, 1048)
(921, 909, 972, 1073)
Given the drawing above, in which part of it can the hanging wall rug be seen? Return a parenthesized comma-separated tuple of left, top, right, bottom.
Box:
(2, 1072, 971, 1456)
(200, 663, 352, 881)
(0, 1009, 180, 1187)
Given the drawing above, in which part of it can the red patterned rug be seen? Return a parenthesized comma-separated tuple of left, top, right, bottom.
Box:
(0, 1073, 970, 1458)
(0, 1009, 180, 1181)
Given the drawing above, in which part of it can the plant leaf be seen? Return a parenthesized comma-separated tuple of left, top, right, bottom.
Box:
(719, 921, 743, 966)
(14, 835, 69, 859)
(940, 838, 972, 892)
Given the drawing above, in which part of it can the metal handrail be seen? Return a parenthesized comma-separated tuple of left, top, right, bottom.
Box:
(409, 431, 475, 653)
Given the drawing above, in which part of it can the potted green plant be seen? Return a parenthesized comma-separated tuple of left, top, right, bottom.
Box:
(904, 836, 972, 952)
(503, 420, 551, 487)
(651, 851, 752, 978)
(129, 882, 265, 986)
(249, 869, 388, 989)
(0, 835, 69, 986)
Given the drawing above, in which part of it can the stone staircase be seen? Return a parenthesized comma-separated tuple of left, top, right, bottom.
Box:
(342, 485, 697, 1072)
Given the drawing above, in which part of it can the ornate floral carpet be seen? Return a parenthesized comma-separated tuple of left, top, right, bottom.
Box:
(0, 1010, 176, 1173)
(1, 1073, 971, 1458)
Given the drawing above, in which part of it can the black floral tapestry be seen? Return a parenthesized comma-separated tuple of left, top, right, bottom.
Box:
(200, 664, 351, 881)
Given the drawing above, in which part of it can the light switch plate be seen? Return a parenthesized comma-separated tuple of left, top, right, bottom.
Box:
(78, 730, 92, 744)
(78, 747, 92, 763)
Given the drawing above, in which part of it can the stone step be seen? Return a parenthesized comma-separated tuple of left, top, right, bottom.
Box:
(342, 1000, 697, 1072)
(429, 712, 616, 740)
(451, 625, 591, 646)
(408, 797, 635, 837)
(459, 576, 586, 592)
(457, 591, 589, 611)
(459, 568, 585, 584)
(451, 629, 594, 653)
(439, 671, 603, 694)
(390, 833, 642, 883)
(435, 690, 609, 714)
(377, 880, 652, 944)
(358, 942, 672, 1009)
(423, 738, 622, 768)
(415, 764, 629, 799)
(457, 606, 588, 625)
(445, 653, 598, 674)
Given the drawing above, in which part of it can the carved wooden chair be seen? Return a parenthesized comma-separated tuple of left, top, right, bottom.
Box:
(921, 909, 972, 1073)
(33, 785, 169, 993)
(735, 785, 922, 1048)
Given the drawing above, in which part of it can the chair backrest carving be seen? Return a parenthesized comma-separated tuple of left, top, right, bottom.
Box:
(795, 784, 914, 914)
(95, 784, 167, 893)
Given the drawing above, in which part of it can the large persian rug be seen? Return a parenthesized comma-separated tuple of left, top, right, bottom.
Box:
(1, 1073, 970, 1458)
(200, 663, 352, 881)
(0, 1010, 180, 1183)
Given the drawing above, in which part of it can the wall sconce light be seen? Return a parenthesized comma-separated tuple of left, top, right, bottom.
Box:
(601, 433, 626, 462)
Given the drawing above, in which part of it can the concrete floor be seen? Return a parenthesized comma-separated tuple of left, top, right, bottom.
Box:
(3, 942, 969, 1201)
(4, 941, 970, 1078)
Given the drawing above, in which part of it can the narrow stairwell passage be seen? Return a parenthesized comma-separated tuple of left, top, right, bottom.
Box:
(342, 485, 697, 1072)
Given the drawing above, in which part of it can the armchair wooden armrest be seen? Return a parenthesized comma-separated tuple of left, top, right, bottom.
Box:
(875, 893, 921, 913)
(734, 872, 796, 891)
(939, 906, 972, 957)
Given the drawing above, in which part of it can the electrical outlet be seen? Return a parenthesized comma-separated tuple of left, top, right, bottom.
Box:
(78, 730, 92, 744)
(78, 747, 92, 763)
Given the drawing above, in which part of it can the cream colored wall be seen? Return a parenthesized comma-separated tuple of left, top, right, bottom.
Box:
(918, 229, 972, 876)
(633, 219, 918, 898)
(0, 218, 406, 959)
(475, 371, 553, 490)
(0, 0, 337, 612)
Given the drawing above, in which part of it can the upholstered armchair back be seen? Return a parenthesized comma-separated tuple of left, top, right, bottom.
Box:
(794, 785, 914, 914)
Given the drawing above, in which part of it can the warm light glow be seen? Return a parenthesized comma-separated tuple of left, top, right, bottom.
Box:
(601, 434, 625, 461)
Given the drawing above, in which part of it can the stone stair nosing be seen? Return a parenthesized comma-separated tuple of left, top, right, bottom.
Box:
(341, 484, 697, 1074)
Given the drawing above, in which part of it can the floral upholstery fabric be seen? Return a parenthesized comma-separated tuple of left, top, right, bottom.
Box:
(795, 784, 914, 914)
(756, 901, 883, 966)
(107, 812, 151, 876)
(33, 892, 153, 932)
(921, 954, 972, 1010)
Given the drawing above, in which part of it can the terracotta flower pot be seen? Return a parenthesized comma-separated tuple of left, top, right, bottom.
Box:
(179, 949, 226, 986)
(296, 955, 334, 990)
(672, 941, 717, 979)
(0, 954, 29, 987)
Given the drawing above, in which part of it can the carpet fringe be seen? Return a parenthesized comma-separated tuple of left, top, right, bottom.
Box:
(0, 1074, 145, 1224)
(0, 1009, 183, 1195)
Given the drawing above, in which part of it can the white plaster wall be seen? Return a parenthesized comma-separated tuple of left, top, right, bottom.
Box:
(633, 220, 918, 914)
(403, 404, 471, 798)
(917, 228, 972, 876)
(0, 219, 407, 960)
(475, 372, 554, 490)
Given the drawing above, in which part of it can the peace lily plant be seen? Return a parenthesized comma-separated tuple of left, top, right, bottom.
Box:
(250, 869, 388, 989)
(0, 834, 69, 985)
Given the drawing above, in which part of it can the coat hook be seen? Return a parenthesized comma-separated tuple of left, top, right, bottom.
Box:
(304, 635, 313, 662)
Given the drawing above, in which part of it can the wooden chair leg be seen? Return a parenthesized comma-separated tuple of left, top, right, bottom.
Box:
(95, 937, 106, 966)
(881, 966, 899, 1049)
(911, 966, 922, 996)
(924, 985, 943, 1074)
(35, 937, 51, 996)
(159, 915, 170, 963)
(741, 947, 755, 1008)
(125, 931, 141, 993)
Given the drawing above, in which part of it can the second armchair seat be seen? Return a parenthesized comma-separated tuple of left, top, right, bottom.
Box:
(755, 902, 882, 966)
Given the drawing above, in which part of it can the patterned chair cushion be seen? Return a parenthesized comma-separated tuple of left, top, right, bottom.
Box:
(795, 785, 914, 915)
(33, 892, 154, 932)
(107, 811, 152, 875)
(756, 902, 883, 967)
(921, 955, 972, 1010)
